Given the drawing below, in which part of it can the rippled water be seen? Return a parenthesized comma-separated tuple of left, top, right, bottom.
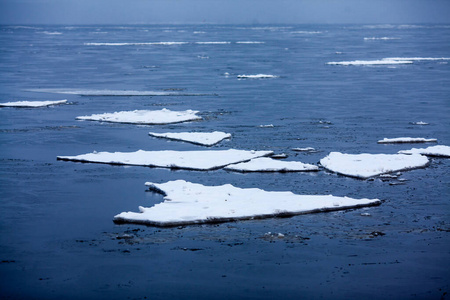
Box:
(1, 24, 449, 299)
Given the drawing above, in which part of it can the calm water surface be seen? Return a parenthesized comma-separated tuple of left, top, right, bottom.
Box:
(0, 24, 449, 299)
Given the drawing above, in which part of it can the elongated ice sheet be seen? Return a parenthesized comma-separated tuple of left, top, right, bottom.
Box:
(76, 108, 201, 125)
(57, 149, 273, 171)
(224, 157, 319, 172)
(0, 99, 67, 107)
(148, 131, 231, 146)
(398, 145, 450, 157)
(113, 180, 381, 226)
(377, 137, 437, 144)
(320, 152, 429, 179)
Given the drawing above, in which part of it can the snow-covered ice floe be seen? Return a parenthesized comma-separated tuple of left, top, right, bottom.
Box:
(76, 108, 201, 125)
(320, 152, 429, 179)
(57, 149, 273, 171)
(148, 131, 231, 146)
(398, 145, 450, 157)
(113, 180, 381, 226)
(0, 99, 67, 107)
(378, 137, 437, 144)
(224, 157, 319, 172)
(292, 147, 317, 152)
(237, 74, 278, 79)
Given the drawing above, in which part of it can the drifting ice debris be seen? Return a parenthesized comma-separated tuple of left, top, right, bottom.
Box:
(411, 121, 429, 125)
(237, 74, 278, 79)
(319, 152, 429, 179)
(271, 153, 288, 159)
(398, 145, 450, 157)
(148, 131, 231, 146)
(327, 59, 413, 66)
(259, 124, 274, 128)
(76, 108, 202, 125)
(113, 180, 381, 227)
(292, 147, 317, 152)
(57, 149, 273, 171)
(377, 137, 437, 144)
(0, 99, 67, 107)
(224, 157, 319, 172)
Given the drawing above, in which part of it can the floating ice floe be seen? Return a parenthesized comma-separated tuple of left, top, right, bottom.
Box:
(84, 42, 189, 46)
(328, 57, 450, 66)
(378, 137, 437, 144)
(148, 131, 231, 146)
(237, 74, 279, 79)
(224, 157, 319, 172)
(113, 180, 381, 226)
(27, 88, 210, 96)
(364, 37, 400, 40)
(0, 99, 67, 107)
(195, 41, 231, 44)
(57, 149, 273, 171)
(327, 59, 413, 66)
(292, 147, 317, 152)
(76, 108, 201, 125)
(236, 41, 265, 44)
(412, 121, 429, 125)
(320, 152, 429, 179)
(398, 145, 450, 157)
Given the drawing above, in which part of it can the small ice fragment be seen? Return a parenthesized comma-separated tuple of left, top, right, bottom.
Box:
(259, 124, 274, 128)
(361, 213, 371, 216)
(0, 99, 68, 107)
(412, 121, 429, 125)
(377, 137, 437, 144)
(398, 145, 450, 157)
(292, 147, 316, 152)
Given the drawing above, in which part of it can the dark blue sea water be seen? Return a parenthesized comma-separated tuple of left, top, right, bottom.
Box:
(0, 24, 449, 299)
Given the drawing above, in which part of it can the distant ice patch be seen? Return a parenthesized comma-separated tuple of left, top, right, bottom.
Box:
(398, 145, 450, 157)
(237, 74, 279, 79)
(39, 31, 63, 35)
(0, 99, 67, 107)
(27, 88, 209, 96)
(148, 131, 231, 146)
(84, 42, 188, 46)
(224, 157, 319, 172)
(364, 37, 400, 40)
(113, 180, 381, 227)
(378, 137, 437, 144)
(320, 152, 429, 179)
(291, 31, 323, 34)
(412, 121, 429, 125)
(327, 59, 413, 66)
(236, 41, 265, 44)
(292, 147, 317, 153)
(327, 57, 450, 66)
(57, 149, 273, 171)
(76, 108, 201, 125)
(195, 41, 231, 44)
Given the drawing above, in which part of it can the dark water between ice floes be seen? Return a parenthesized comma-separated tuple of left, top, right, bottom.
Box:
(0, 24, 449, 299)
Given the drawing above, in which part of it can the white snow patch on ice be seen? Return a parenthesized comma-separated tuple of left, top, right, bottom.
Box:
(237, 74, 279, 79)
(57, 149, 273, 171)
(224, 157, 319, 172)
(320, 152, 429, 179)
(113, 180, 381, 226)
(398, 145, 450, 157)
(378, 137, 437, 144)
(148, 131, 231, 146)
(0, 99, 67, 107)
(76, 108, 201, 125)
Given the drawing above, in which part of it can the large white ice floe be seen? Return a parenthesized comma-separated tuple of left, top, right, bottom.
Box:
(113, 180, 381, 226)
(237, 74, 278, 79)
(148, 131, 231, 146)
(377, 137, 437, 144)
(398, 145, 450, 157)
(57, 149, 273, 170)
(0, 99, 67, 107)
(320, 152, 429, 179)
(224, 157, 319, 172)
(76, 108, 201, 125)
